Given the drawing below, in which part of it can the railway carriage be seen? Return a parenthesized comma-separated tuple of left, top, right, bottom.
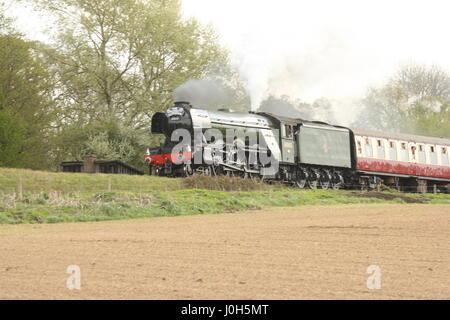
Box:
(353, 129, 450, 192)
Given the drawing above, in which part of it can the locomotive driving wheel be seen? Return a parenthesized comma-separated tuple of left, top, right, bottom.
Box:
(331, 171, 344, 190)
(183, 164, 195, 177)
(307, 169, 319, 189)
(197, 166, 212, 176)
(295, 168, 308, 189)
(319, 170, 332, 190)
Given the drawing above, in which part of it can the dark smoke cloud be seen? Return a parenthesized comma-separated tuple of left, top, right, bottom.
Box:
(173, 78, 233, 109)
(258, 96, 312, 119)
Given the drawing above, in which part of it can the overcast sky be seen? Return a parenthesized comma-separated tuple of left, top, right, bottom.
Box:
(181, 0, 450, 106)
(6, 0, 450, 120)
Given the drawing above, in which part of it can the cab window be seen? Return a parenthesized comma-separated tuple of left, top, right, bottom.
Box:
(283, 125, 294, 139)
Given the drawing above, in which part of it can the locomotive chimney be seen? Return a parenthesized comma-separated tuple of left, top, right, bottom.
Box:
(174, 101, 192, 109)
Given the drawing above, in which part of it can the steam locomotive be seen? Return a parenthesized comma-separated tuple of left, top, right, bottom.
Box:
(145, 101, 450, 193)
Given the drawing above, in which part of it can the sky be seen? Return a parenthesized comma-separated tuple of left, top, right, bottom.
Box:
(5, 0, 450, 123)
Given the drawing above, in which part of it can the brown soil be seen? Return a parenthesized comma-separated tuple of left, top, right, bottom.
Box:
(349, 191, 430, 203)
(0, 204, 449, 300)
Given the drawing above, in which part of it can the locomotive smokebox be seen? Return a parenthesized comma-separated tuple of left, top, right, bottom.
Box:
(150, 101, 195, 135)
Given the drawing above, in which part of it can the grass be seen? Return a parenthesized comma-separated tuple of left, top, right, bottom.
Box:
(0, 167, 182, 194)
(0, 167, 449, 224)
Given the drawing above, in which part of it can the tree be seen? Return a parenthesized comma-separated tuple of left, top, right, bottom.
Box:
(406, 102, 450, 137)
(0, 108, 26, 167)
(33, 0, 226, 127)
(0, 3, 13, 35)
(394, 64, 450, 103)
(354, 84, 408, 132)
(0, 8, 57, 169)
(23, 0, 228, 169)
(354, 64, 450, 137)
(59, 118, 153, 169)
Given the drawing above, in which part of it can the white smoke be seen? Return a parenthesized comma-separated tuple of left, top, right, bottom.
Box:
(236, 36, 274, 111)
(230, 28, 373, 124)
(239, 55, 270, 111)
(182, 0, 450, 124)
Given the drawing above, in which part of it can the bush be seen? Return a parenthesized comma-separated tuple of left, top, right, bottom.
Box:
(182, 175, 273, 192)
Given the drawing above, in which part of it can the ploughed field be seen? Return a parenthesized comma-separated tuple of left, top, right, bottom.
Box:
(0, 204, 449, 299)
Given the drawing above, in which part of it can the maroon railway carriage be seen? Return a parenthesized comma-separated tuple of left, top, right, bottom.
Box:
(353, 129, 450, 192)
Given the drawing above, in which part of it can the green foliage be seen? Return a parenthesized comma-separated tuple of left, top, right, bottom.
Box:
(59, 118, 153, 168)
(406, 103, 450, 137)
(0, 108, 26, 167)
(0, 33, 57, 169)
(35, 0, 226, 125)
(11, 0, 228, 170)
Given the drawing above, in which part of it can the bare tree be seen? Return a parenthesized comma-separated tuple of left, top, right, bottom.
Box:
(354, 63, 450, 136)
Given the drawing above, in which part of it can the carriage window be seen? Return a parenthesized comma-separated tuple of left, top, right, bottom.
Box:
(430, 145, 438, 165)
(376, 139, 385, 159)
(400, 143, 408, 161)
(364, 138, 373, 157)
(442, 147, 449, 166)
(357, 140, 363, 155)
(411, 146, 417, 161)
(389, 141, 397, 161)
(418, 145, 426, 163)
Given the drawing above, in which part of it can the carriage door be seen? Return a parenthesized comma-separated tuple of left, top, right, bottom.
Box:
(408, 142, 418, 176)
(408, 142, 418, 163)
(281, 123, 295, 163)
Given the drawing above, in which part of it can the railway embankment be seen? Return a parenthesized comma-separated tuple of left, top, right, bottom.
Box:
(1, 168, 449, 224)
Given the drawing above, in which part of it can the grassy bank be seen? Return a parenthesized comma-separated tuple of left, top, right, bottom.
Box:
(1, 168, 449, 224)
